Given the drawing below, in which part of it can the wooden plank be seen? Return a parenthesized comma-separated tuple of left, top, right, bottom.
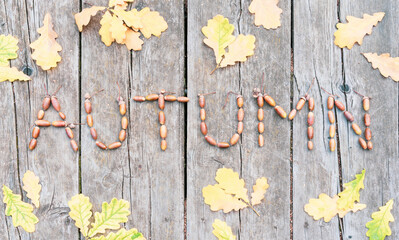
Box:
(187, 1, 243, 239)
(292, 0, 342, 239)
(338, 1, 399, 239)
(80, 0, 131, 231)
(1, 0, 80, 239)
(127, 1, 185, 239)
(0, 2, 27, 239)
(238, 1, 291, 239)
(80, 1, 185, 239)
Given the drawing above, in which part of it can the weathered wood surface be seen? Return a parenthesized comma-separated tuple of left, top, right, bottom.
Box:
(1, 0, 399, 239)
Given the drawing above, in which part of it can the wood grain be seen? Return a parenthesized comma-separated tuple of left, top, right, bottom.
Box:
(293, 0, 341, 239)
(338, 1, 399, 239)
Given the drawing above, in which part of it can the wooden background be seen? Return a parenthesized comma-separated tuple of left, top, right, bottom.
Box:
(0, 0, 398, 239)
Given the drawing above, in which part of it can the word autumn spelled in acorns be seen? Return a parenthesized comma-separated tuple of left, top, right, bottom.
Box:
(28, 83, 371, 152)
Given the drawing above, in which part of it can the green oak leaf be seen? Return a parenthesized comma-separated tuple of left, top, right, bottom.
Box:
(337, 169, 366, 210)
(366, 199, 394, 240)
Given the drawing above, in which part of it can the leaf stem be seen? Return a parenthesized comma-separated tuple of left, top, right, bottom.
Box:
(210, 56, 225, 75)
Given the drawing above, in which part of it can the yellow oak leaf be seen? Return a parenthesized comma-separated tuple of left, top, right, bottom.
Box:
(202, 15, 236, 64)
(113, 9, 143, 30)
(30, 13, 62, 70)
(88, 198, 130, 237)
(139, 7, 168, 39)
(220, 34, 256, 68)
(251, 177, 269, 206)
(215, 168, 249, 203)
(305, 194, 366, 222)
(202, 185, 247, 213)
(110, 14, 128, 44)
(334, 12, 385, 49)
(2, 185, 39, 233)
(337, 202, 367, 218)
(22, 170, 41, 208)
(0, 66, 31, 82)
(68, 194, 93, 237)
(248, 0, 282, 30)
(0, 35, 19, 66)
(122, 29, 143, 51)
(99, 11, 115, 46)
(75, 6, 106, 32)
(337, 169, 365, 211)
(304, 193, 338, 222)
(212, 219, 236, 240)
(362, 53, 399, 82)
(91, 228, 146, 240)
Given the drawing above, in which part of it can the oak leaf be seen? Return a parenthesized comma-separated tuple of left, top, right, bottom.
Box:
(30, 13, 62, 70)
(0, 66, 31, 82)
(122, 29, 144, 51)
(202, 185, 247, 213)
(202, 15, 236, 64)
(113, 9, 142, 30)
(2, 185, 39, 233)
(91, 228, 146, 240)
(22, 170, 41, 208)
(362, 53, 399, 82)
(212, 219, 236, 240)
(99, 11, 115, 46)
(366, 199, 394, 240)
(215, 168, 249, 203)
(68, 194, 93, 237)
(304, 194, 366, 222)
(110, 14, 128, 44)
(251, 177, 269, 206)
(337, 169, 365, 210)
(334, 12, 385, 49)
(75, 6, 106, 32)
(88, 198, 130, 237)
(139, 7, 168, 39)
(220, 34, 256, 67)
(248, 0, 282, 30)
(0, 35, 19, 66)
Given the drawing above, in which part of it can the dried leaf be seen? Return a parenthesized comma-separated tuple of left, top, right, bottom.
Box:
(122, 29, 143, 51)
(110, 14, 128, 44)
(30, 13, 62, 70)
(251, 177, 269, 206)
(88, 198, 130, 237)
(366, 199, 394, 240)
(304, 193, 339, 222)
(22, 170, 41, 208)
(113, 9, 143, 30)
(139, 7, 168, 39)
(212, 219, 236, 240)
(99, 11, 115, 46)
(220, 34, 256, 68)
(362, 53, 399, 82)
(0, 66, 31, 82)
(334, 12, 385, 49)
(0, 35, 18, 66)
(304, 194, 366, 222)
(202, 185, 247, 213)
(248, 0, 282, 29)
(337, 169, 365, 211)
(68, 194, 93, 237)
(75, 6, 106, 32)
(91, 228, 146, 240)
(215, 168, 249, 203)
(2, 185, 39, 233)
(202, 15, 236, 64)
